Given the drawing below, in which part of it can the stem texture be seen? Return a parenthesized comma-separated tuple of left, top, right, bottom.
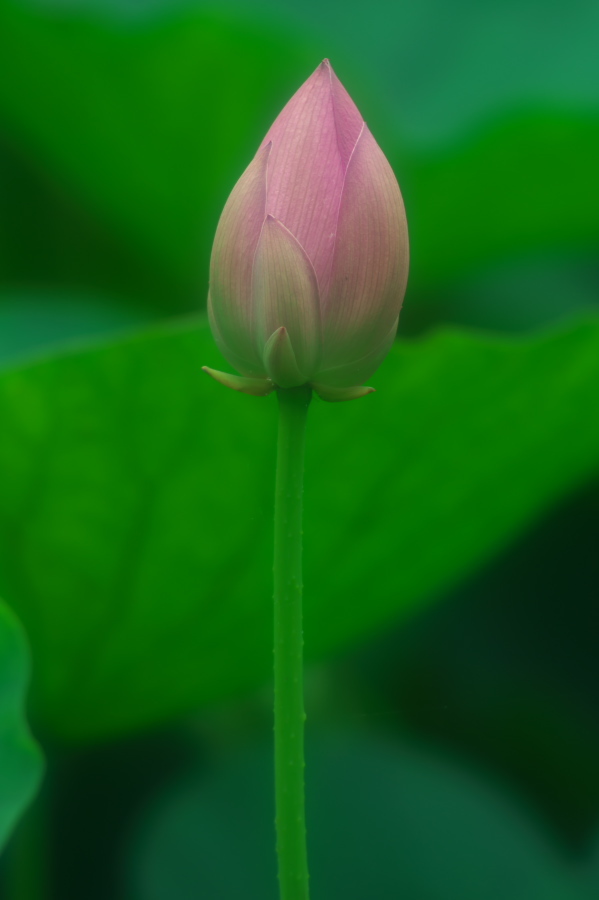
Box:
(273, 384, 312, 900)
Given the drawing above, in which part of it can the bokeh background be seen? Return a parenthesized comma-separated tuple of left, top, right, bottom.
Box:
(0, 0, 598, 897)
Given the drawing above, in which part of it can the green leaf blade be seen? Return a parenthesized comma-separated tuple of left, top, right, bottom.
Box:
(0, 315, 597, 741)
(0, 601, 43, 851)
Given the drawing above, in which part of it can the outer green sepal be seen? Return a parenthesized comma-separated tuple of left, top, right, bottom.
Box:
(312, 383, 376, 402)
(202, 367, 274, 397)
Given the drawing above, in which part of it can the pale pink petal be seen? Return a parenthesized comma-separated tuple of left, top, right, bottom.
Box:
(321, 126, 409, 368)
(262, 326, 306, 388)
(209, 143, 271, 370)
(260, 60, 363, 293)
(208, 292, 265, 377)
(252, 216, 321, 377)
(316, 315, 399, 389)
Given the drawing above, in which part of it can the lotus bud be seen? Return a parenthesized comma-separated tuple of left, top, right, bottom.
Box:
(203, 59, 409, 401)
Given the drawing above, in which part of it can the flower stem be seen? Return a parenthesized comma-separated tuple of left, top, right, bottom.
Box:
(273, 383, 312, 900)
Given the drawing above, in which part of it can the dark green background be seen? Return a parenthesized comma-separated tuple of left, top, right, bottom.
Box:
(0, 0, 598, 897)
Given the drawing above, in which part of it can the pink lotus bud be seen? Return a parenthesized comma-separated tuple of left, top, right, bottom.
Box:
(204, 60, 409, 401)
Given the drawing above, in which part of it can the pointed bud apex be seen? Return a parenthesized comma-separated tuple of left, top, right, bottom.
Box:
(205, 59, 408, 399)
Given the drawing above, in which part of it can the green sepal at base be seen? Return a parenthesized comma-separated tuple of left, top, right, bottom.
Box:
(312, 382, 376, 402)
(202, 367, 274, 397)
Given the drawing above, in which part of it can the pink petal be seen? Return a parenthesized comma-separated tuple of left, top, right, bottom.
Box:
(321, 126, 409, 368)
(207, 293, 265, 377)
(262, 326, 306, 388)
(315, 316, 399, 388)
(252, 216, 321, 377)
(260, 60, 363, 294)
(209, 143, 271, 372)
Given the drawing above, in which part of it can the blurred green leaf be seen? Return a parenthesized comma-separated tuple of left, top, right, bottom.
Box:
(233, 0, 599, 145)
(0, 2, 597, 314)
(422, 254, 599, 334)
(0, 289, 152, 367)
(584, 833, 599, 896)
(374, 482, 599, 839)
(405, 111, 599, 293)
(0, 2, 317, 309)
(0, 313, 597, 741)
(0, 600, 43, 851)
(0, 128, 182, 313)
(130, 732, 584, 900)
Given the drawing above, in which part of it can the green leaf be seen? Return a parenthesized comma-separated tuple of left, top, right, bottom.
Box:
(0, 2, 597, 311)
(0, 289, 152, 368)
(0, 313, 598, 742)
(0, 2, 318, 308)
(584, 833, 599, 896)
(129, 732, 585, 900)
(405, 111, 599, 294)
(0, 601, 43, 851)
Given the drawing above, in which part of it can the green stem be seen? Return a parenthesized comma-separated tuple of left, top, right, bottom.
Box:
(273, 383, 312, 900)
